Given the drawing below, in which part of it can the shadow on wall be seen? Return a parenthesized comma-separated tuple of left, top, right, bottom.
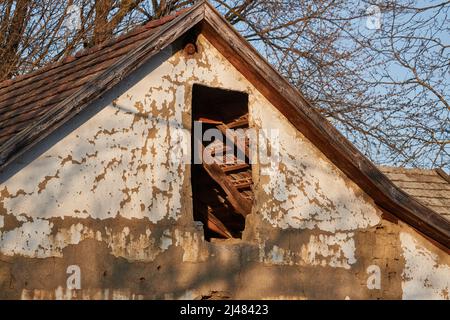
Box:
(0, 44, 180, 184)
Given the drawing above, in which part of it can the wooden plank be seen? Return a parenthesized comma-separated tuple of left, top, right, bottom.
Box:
(378, 166, 438, 176)
(382, 173, 446, 184)
(232, 178, 253, 189)
(202, 145, 252, 216)
(198, 117, 223, 125)
(195, 203, 233, 238)
(207, 211, 233, 238)
(436, 168, 450, 184)
(400, 188, 450, 199)
(217, 124, 249, 159)
(414, 197, 450, 208)
(226, 114, 248, 129)
(389, 180, 450, 191)
(207, 205, 235, 217)
(220, 163, 249, 173)
(207, 143, 232, 157)
(429, 207, 450, 215)
(380, 207, 399, 224)
(203, 163, 252, 216)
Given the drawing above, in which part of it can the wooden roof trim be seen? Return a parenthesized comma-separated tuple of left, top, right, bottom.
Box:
(436, 169, 450, 184)
(0, 1, 205, 171)
(200, 1, 450, 248)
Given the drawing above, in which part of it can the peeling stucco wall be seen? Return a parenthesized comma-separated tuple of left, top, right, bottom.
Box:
(252, 104, 381, 234)
(258, 232, 357, 269)
(0, 34, 449, 300)
(400, 232, 450, 299)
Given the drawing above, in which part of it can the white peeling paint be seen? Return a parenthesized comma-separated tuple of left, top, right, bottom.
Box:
(22, 287, 144, 300)
(1, 47, 187, 224)
(0, 216, 210, 263)
(260, 232, 356, 269)
(160, 229, 173, 251)
(302, 233, 356, 269)
(176, 290, 196, 300)
(105, 226, 170, 261)
(174, 229, 207, 263)
(253, 102, 380, 233)
(0, 219, 164, 260)
(0, 218, 75, 257)
(400, 232, 450, 300)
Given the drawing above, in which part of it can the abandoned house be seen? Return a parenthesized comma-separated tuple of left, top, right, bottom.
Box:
(0, 1, 449, 300)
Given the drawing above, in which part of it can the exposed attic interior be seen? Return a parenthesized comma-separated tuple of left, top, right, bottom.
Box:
(191, 84, 253, 241)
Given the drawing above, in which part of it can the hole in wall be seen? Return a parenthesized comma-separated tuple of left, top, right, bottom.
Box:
(191, 84, 253, 241)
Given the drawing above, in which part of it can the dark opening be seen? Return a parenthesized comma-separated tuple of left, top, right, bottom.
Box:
(191, 84, 253, 241)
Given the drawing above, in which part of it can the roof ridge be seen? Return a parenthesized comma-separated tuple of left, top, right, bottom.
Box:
(0, 9, 189, 92)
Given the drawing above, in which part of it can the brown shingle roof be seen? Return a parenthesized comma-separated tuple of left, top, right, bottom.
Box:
(379, 166, 450, 221)
(0, 10, 187, 148)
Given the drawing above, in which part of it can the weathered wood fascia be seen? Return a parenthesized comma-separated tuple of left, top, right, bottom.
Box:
(200, 1, 450, 249)
(0, 0, 208, 172)
(436, 169, 450, 184)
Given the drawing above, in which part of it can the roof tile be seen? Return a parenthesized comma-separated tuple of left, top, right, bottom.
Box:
(379, 166, 450, 220)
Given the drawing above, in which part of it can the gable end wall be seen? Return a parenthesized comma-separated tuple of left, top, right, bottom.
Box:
(0, 35, 448, 300)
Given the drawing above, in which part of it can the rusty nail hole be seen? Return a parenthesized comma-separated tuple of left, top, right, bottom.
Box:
(103, 271, 107, 277)
(140, 277, 145, 281)
(184, 43, 196, 56)
(157, 265, 161, 271)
